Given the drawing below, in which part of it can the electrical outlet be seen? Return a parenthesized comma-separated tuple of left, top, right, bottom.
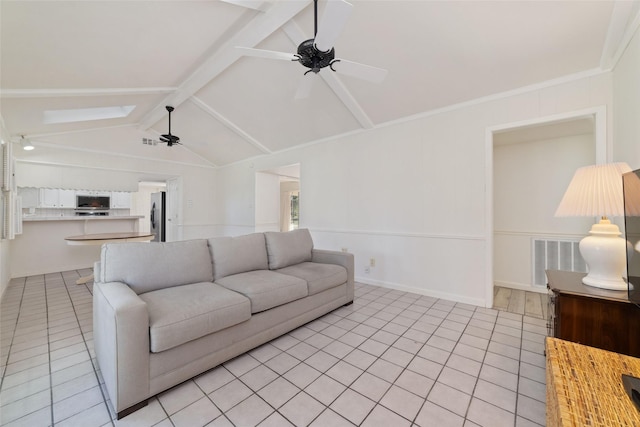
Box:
(341, 247, 348, 252)
(370, 258, 376, 267)
(364, 266, 370, 274)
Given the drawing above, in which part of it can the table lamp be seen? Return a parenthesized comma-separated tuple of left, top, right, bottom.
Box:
(555, 162, 632, 290)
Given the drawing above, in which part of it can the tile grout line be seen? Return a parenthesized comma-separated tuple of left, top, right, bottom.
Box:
(44, 274, 56, 427)
(62, 271, 115, 427)
(458, 306, 501, 426)
(515, 311, 524, 427)
(0, 276, 27, 392)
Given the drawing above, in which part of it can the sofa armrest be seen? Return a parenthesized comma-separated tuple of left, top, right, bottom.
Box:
(93, 261, 102, 283)
(93, 281, 150, 413)
(312, 249, 355, 301)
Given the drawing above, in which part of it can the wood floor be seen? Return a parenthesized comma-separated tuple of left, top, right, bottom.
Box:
(493, 286, 548, 320)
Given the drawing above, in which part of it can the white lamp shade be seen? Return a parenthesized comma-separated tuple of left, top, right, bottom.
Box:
(555, 162, 632, 218)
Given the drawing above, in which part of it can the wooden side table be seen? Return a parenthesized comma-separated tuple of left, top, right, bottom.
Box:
(546, 337, 640, 426)
(547, 269, 640, 357)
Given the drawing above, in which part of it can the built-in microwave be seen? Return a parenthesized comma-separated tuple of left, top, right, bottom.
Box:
(76, 195, 110, 210)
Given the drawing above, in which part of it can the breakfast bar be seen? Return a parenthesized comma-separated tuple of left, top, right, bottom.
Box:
(65, 231, 154, 284)
(13, 215, 145, 277)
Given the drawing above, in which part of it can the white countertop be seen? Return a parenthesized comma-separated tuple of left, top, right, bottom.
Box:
(23, 215, 144, 222)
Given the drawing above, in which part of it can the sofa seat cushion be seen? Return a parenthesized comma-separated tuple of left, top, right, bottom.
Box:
(277, 262, 348, 295)
(139, 282, 251, 353)
(215, 270, 308, 313)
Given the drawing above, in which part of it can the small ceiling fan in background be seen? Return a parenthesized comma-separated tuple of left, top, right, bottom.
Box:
(237, 0, 388, 98)
(159, 106, 181, 147)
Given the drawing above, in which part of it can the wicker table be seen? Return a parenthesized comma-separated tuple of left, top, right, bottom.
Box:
(546, 337, 640, 426)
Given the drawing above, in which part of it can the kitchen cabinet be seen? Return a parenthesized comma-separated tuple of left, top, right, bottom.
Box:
(19, 188, 39, 208)
(111, 192, 131, 209)
(38, 189, 76, 208)
(80, 190, 111, 197)
(59, 190, 76, 207)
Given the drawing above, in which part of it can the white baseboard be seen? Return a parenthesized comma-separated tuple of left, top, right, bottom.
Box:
(494, 280, 548, 294)
(355, 276, 487, 307)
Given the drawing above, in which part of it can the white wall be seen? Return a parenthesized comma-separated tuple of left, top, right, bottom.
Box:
(0, 239, 10, 297)
(255, 172, 280, 232)
(215, 72, 614, 307)
(613, 21, 640, 168)
(493, 134, 595, 289)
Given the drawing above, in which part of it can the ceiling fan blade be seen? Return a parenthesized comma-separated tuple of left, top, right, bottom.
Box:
(220, 0, 267, 11)
(331, 59, 388, 83)
(295, 74, 318, 99)
(314, 0, 353, 53)
(236, 47, 298, 61)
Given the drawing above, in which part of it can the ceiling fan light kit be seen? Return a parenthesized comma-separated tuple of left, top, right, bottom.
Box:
(296, 39, 337, 74)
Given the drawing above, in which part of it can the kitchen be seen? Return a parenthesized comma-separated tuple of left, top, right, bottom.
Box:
(13, 186, 166, 277)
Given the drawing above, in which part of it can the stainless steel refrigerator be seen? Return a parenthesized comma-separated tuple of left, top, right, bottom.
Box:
(150, 192, 166, 242)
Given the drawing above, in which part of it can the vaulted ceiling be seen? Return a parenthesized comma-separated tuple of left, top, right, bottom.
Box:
(0, 1, 636, 168)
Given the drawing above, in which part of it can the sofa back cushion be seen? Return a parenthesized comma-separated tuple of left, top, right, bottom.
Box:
(208, 233, 269, 280)
(100, 239, 213, 294)
(264, 229, 314, 270)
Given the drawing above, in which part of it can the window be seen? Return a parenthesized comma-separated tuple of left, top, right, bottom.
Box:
(290, 192, 299, 230)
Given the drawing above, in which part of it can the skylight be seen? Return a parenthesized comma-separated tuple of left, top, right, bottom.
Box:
(43, 105, 136, 124)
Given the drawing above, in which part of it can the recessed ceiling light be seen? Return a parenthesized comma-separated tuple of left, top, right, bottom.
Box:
(43, 105, 135, 124)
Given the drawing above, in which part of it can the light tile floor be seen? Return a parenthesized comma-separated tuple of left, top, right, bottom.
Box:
(0, 270, 547, 426)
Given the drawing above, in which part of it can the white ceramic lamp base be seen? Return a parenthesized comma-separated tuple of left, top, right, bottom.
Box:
(579, 219, 628, 291)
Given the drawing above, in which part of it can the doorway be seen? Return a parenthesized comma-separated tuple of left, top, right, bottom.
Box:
(133, 181, 166, 234)
(165, 177, 181, 241)
(255, 164, 300, 233)
(132, 178, 180, 242)
(485, 107, 608, 309)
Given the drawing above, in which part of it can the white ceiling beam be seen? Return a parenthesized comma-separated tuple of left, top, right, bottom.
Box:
(600, 1, 638, 70)
(146, 128, 218, 168)
(0, 88, 177, 99)
(19, 141, 216, 170)
(220, 0, 271, 12)
(281, 21, 375, 129)
(139, 0, 309, 130)
(189, 96, 272, 154)
(24, 123, 137, 139)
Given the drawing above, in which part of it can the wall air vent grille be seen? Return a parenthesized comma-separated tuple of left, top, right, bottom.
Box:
(532, 238, 586, 286)
(142, 138, 160, 146)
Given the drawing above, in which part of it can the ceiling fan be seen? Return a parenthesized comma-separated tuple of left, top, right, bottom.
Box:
(159, 106, 181, 147)
(237, 0, 387, 98)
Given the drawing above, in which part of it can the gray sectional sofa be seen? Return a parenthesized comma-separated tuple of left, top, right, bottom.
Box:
(93, 229, 354, 419)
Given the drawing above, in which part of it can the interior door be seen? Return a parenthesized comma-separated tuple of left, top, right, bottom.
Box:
(165, 177, 181, 242)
